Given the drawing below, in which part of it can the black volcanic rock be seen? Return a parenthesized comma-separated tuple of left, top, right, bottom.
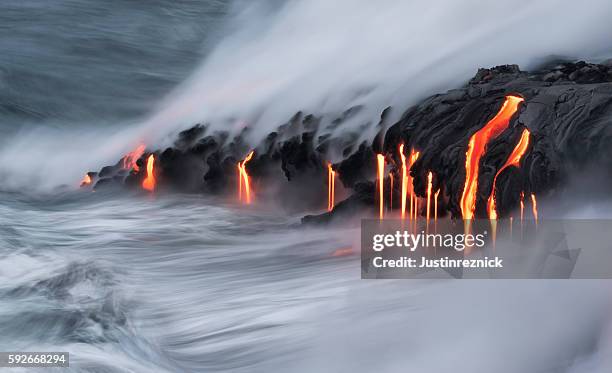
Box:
(87, 61, 612, 222)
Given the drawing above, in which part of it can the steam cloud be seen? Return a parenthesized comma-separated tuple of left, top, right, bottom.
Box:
(1, 0, 611, 191)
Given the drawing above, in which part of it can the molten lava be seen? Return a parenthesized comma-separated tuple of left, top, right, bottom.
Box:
(377, 154, 385, 220)
(531, 193, 538, 223)
(80, 174, 92, 187)
(520, 191, 525, 222)
(460, 95, 525, 220)
(434, 189, 440, 222)
(399, 144, 408, 219)
(123, 144, 146, 172)
(389, 172, 394, 210)
(142, 154, 156, 192)
(327, 163, 336, 211)
(426, 172, 433, 223)
(408, 149, 420, 220)
(487, 129, 531, 220)
(237, 151, 255, 204)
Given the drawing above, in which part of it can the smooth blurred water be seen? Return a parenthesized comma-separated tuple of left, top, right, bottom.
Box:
(1, 191, 611, 372)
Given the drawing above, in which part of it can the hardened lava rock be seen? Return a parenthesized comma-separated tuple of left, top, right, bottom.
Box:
(86, 61, 612, 222)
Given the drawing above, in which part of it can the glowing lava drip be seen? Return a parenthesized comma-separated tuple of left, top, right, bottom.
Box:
(520, 192, 525, 222)
(531, 193, 538, 224)
(487, 129, 531, 220)
(399, 145, 408, 219)
(142, 155, 156, 192)
(408, 149, 420, 220)
(389, 173, 394, 210)
(434, 189, 440, 222)
(237, 151, 255, 204)
(80, 174, 92, 187)
(460, 95, 525, 220)
(377, 154, 385, 220)
(327, 163, 336, 211)
(123, 144, 146, 172)
(426, 172, 433, 223)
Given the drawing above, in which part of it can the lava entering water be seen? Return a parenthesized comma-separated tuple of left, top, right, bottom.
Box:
(434, 189, 440, 222)
(399, 145, 408, 219)
(123, 144, 146, 172)
(80, 174, 92, 187)
(142, 154, 156, 192)
(426, 172, 433, 223)
(389, 172, 394, 210)
(377, 154, 385, 220)
(487, 128, 531, 220)
(531, 193, 538, 224)
(327, 163, 336, 211)
(460, 95, 524, 220)
(237, 151, 255, 204)
(408, 149, 420, 220)
(520, 191, 525, 222)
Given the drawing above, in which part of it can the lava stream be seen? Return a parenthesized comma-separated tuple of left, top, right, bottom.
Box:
(409, 149, 420, 220)
(487, 129, 531, 219)
(460, 95, 525, 220)
(399, 145, 408, 219)
(327, 163, 336, 211)
(434, 189, 440, 222)
(142, 154, 156, 192)
(123, 144, 146, 172)
(237, 151, 255, 204)
(389, 172, 394, 210)
(426, 172, 433, 223)
(531, 193, 538, 223)
(80, 174, 92, 187)
(377, 154, 385, 220)
(520, 191, 525, 222)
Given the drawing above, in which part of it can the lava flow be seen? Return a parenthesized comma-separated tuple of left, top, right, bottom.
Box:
(426, 172, 433, 223)
(399, 145, 408, 219)
(460, 95, 525, 220)
(520, 191, 525, 222)
(327, 163, 336, 211)
(377, 154, 385, 220)
(434, 189, 440, 222)
(80, 174, 92, 187)
(531, 193, 538, 224)
(407, 148, 420, 220)
(142, 154, 156, 192)
(389, 172, 394, 210)
(487, 128, 531, 220)
(237, 151, 255, 204)
(123, 144, 146, 172)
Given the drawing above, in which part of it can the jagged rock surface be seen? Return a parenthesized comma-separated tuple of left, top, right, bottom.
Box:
(86, 61, 612, 222)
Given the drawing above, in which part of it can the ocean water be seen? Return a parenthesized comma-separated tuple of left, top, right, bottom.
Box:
(1, 191, 611, 372)
(2, 1, 612, 372)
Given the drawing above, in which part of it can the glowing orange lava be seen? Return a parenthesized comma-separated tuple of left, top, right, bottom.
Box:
(123, 144, 146, 172)
(487, 129, 531, 220)
(434, 189, 440, 222)
(142, 154, 156, 192)
(520, 191, 525, 222)
(426, 172, 433, 223)
(460, 95, 524, 220)
(389, 172, 394, 210)
(327, 163, 336, 211)
(80, 174, 92, 187)
(377, 154, 385, 220)
(237, 151, 255, 204)
(399, 144, 408, 219)
(531, 193, 538, 223)
(409, 149, 420, 220)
